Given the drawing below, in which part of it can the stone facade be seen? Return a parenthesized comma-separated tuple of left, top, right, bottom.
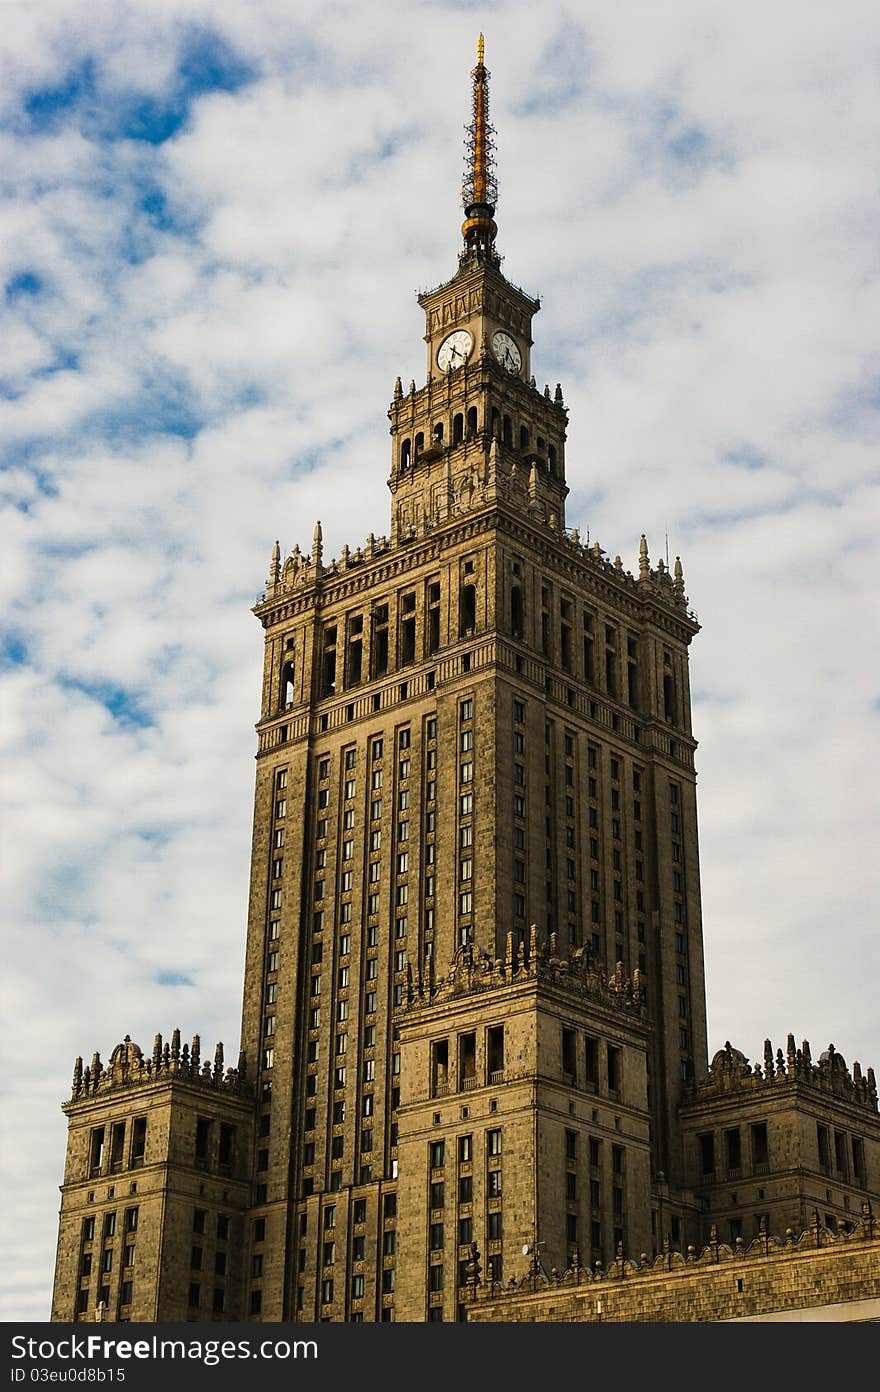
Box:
(51, 1035, 253, 1322)
(49, 42, 879, 1324)
(679, 1039, 879, 1246)
(394, 941, 652, 1319)
(466, 1204, 880, 1323)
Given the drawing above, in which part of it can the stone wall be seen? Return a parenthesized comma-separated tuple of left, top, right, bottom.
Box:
(466, 1211, 880, 1322)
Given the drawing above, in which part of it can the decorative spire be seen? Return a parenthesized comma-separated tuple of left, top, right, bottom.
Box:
(673, 555, 685, 601)
(639, 533, 650, 580)
(461, 35, 499, 260)
(269, 539, 281, 588)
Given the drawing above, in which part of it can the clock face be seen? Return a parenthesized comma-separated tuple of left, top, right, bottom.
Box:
(492, 330, 522, 373)
(437, 329, 473, 372)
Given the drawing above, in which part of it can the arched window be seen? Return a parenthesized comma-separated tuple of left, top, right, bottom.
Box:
(548, 443, 558, 476)
(491, 407, 501, 438)
(400, 438, 411, 470)
(433, 421, 444, 445)
(414, 431, 424, 458)
(459, 584, 476, 638)
(453, 413, 464, 446)
(519, 425, 530, 450)
(280, 660, 295, 709)
(511, 585, 524, 639)
(467, 406, 478, 437)
(502, 415, 512, 446)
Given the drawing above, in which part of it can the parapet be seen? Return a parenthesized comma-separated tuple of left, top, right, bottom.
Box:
(686, 1036, 877, 1112)
(399, 926, 647, 1021)
(464, 1202, 879, 1313)
(67, 1030, 251, 1106)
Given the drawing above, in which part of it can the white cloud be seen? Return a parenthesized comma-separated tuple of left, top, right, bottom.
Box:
(1, 0, 878, 1320)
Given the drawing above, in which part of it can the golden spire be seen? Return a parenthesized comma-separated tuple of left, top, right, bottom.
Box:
(461, 34, 498, 259)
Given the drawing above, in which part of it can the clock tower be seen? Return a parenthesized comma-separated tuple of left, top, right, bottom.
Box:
(389, 41, 568, 545)
(51, 37, 719, 1328)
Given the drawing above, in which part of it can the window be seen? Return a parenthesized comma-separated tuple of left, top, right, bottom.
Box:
(726, 1128, 742, 1172)
(606, 1045, 621, 1095)
(562, 1027, 578, 1082)
(487, 1128, 502, 1156)
(749, 1121, 769, 1168)
(430, 1182, 445, 1209)
(430, 1140, 446, 1168)
(130, 1117, 147, 1168)
(89, 1127, 105, 1175)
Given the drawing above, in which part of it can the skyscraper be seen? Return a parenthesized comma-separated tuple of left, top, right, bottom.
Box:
(50, 38, 878, 1326)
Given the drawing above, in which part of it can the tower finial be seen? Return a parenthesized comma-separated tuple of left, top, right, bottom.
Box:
(461, 35, 498, 260)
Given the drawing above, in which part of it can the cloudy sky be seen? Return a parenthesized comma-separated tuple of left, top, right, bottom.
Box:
(2, 0, 878, 1321)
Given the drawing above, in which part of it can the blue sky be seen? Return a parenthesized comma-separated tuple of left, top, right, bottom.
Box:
(1, 0, 878, 1322)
